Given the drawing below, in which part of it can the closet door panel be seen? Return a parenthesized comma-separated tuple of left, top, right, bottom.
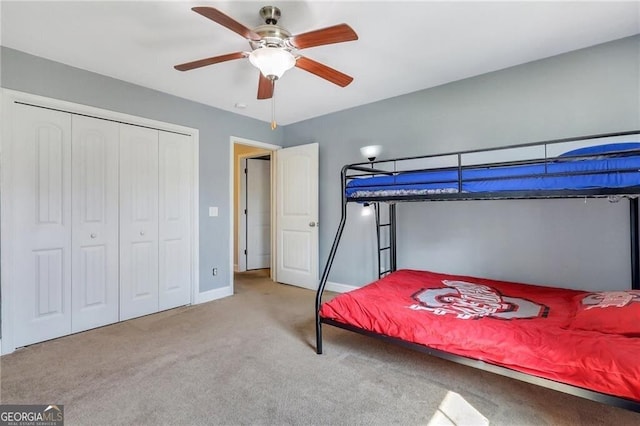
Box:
(71, 115, 119, 332)
(120, 124, 159, 321)
(158, 132, 193, 310)
(12, 104, 72, 347)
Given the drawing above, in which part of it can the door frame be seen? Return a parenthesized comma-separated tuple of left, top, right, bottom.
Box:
(229, 137, 281, 292)
(1, 89, 200, 355)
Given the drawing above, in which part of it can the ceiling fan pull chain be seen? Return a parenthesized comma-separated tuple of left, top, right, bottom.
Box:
(271, 83, 277, 130)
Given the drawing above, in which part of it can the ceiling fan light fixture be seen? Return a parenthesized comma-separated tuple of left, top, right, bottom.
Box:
(249, 47, 296, 80)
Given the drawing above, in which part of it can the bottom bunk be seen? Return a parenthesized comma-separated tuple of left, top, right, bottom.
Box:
(317, 269, 640, 411)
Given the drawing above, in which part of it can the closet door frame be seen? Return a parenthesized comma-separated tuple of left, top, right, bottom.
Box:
(0, 89, 200, 355)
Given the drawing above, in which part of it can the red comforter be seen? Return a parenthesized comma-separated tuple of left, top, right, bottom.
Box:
(319, 269, 640, 402)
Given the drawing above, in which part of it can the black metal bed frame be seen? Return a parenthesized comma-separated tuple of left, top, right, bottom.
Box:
(314, 130, 640, 412)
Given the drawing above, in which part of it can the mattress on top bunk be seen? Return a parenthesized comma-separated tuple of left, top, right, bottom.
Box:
(345, 145, 640, 198)
(319, 269, 640, 402)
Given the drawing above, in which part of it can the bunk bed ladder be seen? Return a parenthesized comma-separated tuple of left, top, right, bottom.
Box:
(374, 202, 397, 278)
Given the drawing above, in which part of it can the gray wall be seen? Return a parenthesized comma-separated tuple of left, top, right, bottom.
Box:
(3, 34, 639, 294)
(1, 46, 284, 293)
(283, 35, 640, 291)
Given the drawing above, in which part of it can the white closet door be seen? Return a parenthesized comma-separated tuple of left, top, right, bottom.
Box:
(120, 124, 159, 320)
(71, 115, 119, 332)
(12, 104, 72, 347)
(158, 132, 193, 310)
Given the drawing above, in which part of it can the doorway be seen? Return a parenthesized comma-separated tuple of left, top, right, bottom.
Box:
(229, 137, 319, 294)
(231, 138, 280, 287)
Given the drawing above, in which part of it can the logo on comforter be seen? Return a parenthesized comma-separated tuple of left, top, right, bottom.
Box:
(581, 291, 640, 309)
(409, 280, 549, 320)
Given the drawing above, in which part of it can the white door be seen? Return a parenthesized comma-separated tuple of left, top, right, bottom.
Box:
(246, 157, 271, 270)
(158, 131, 193, 310)
(71, 115, 119, 332)
(120, 124, 160, 320)
(12, 104, 73, 347)
(275, 143, 319, 289)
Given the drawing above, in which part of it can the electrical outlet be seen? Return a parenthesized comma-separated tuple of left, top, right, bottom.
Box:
(212, 267, 218, 276)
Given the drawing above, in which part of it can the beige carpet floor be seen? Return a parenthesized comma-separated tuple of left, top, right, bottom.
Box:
(1, 269, 639, 425)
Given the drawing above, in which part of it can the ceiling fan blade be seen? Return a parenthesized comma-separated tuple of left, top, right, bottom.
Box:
(192, 6, 261, 41)
(295, 56, 354, 87)
(257, 73, 274, 99)
(288, 24, 358, 50)
(174, 52, 247, 71)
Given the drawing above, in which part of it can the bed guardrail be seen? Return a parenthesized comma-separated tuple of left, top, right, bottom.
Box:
(342, 130, 640, 201)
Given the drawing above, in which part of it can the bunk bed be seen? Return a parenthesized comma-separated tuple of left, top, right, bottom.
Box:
(315, 130, 640, 412)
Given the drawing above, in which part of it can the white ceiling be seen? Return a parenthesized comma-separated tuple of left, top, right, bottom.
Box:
(2, 1, 639, 125)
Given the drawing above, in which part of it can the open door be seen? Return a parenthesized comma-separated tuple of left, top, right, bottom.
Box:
(275, 143, 319, 289)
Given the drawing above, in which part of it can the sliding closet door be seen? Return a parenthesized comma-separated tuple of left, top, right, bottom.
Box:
(71, 115, 119, 332)
(158, 132, 193, 310)
(12, 104, 72, 347)
(120, 124, 160, 321)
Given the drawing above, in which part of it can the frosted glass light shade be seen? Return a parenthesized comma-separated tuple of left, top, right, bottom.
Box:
(249, 47, 296, 80)
(360, 145, 382, 161)
(361, 203, 373, 217)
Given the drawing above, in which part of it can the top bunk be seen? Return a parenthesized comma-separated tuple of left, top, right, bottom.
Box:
(343, 130, 640, 202)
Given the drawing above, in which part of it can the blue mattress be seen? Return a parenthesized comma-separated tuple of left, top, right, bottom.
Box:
(345, 154, 640, 198)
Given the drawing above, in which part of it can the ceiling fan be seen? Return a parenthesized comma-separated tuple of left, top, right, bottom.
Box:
(174, 6, 358, 100)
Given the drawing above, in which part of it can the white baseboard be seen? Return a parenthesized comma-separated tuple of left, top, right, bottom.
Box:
(195, 285, 233, 304)
(193, 280, 357, 304)
(282, 281, 358, 293)
(325, 281, 359, 293)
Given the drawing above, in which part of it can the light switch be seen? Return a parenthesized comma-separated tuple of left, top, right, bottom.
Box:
(209, 207, 218, 217)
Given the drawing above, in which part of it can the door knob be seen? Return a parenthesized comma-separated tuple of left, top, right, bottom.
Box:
(90, 233, 97, 239)
(140, 231, 145, 236)
(309, 221, 317, 227)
